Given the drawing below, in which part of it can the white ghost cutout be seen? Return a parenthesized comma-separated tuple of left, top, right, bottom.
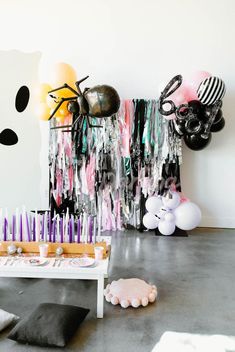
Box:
(0, 50, 42, 213)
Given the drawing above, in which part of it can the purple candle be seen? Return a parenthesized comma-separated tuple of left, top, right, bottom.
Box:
(32, 216, 36, 241)
(77, 218, 81, 243)
(71, 215, 74, 242)
(20, 214, 23, 241)
(89, 217, 93, 243)
(3, 218, 7, 241)
(67, 219, 70, 243)
(60, 217, 63, 243)
(48, 214, 52, 242)
(44, 212, 48, 242)
(69, 219, 72, 243)
(41, 214, 45, 241)
(12, 215, 16, 241)
(26, 212, 31, 242)
(52, 219, 56, 243)
(71, 219, 74, 243)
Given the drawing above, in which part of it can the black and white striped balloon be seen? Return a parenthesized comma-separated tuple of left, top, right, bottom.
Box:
(197, 76, 226, 105)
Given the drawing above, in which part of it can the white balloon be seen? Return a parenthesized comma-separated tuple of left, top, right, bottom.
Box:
(162, 191, 181, 210)
(143, 213, 159, 230)
(158, 220, 176, 236)
(164, 212, 175, 222)
(173, 202, 202, 230)
(156, 206, 168, 219)
(145, 196, 163, 214)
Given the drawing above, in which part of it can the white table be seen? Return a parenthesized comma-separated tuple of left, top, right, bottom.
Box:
(0, 237, 111, 319)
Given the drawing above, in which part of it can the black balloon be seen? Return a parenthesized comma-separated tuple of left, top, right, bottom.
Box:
(184, 133, 212, 151)
(188, 100, 205, 121)
(185, 117, 203, 135)
(204, 106, 223, 123)
(213, 109, 223, 124)
(203, 105, 222, 121)
(211, 117, 225, 132)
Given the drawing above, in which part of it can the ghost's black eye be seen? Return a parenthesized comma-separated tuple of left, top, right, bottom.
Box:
(15, 86, 30, 112)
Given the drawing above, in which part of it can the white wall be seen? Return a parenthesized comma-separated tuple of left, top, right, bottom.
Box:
(0, 0, 234, 227)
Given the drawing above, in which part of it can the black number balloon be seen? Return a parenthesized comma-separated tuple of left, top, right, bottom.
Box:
(158, 74, 226, 151)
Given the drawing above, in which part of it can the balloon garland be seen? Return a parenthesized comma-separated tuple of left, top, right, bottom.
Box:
(36, 62, 182, 231)
(158, 71, 226, 151)
(143, 191, 202, 235)
(37, 66, 225, 233)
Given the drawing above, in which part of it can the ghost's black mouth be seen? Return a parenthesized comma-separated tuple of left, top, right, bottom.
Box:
(0, 128, 18, 146)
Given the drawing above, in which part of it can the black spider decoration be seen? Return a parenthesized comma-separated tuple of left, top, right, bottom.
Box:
(48, 75, 120, 132)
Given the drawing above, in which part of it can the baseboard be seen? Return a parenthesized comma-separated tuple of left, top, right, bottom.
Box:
(200, 217, 235, 229)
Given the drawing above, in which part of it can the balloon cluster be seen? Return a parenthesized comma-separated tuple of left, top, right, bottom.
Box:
(158, 71, 226, 150)
(35, 62, 77, 122)
(143, 191, 202, 235)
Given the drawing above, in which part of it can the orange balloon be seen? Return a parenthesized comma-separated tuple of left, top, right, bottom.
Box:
(56, 86, 77, 99)
(47, 92, 75, 116)
(58, 105, 67, 116)
(51, 62, 77, 88)
(49, 103, 68, 117)
(35, 83, 52, 103)
(46, 84, 76, 119)
(35, 103, 51, 121)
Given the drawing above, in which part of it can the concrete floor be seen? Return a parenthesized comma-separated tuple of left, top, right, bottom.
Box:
(0, 228, 235, 351)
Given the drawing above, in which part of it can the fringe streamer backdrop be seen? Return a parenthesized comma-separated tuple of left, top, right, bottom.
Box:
(49, 99, 182, 231)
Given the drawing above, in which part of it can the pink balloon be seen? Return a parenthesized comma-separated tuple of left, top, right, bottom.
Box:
(170, 85, 188, 106)
(190, 70, 211, 83)
(183, 82, 199, 101)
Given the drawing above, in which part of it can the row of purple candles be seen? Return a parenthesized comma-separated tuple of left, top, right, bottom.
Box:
(0, 208, 100, 243)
